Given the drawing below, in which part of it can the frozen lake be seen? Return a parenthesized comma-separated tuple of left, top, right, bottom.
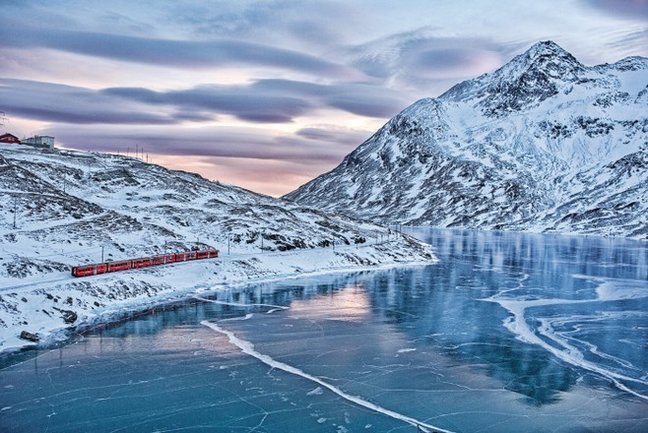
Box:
(1, 228, 647, 432)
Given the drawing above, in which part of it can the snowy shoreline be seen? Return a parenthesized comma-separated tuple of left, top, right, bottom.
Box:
(0, 239, 435, 355)
(0, 144, 437, 357)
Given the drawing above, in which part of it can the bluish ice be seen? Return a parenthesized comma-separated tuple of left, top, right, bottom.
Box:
(1, 228, 647, 432)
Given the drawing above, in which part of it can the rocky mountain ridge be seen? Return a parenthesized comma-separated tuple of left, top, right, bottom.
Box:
(285, 41, 647, 238)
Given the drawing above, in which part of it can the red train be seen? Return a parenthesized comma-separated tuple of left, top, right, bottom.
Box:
(71, 249, 219, 278)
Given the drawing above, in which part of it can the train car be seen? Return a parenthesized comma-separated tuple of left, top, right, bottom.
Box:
(71, 264, 103, 277)
(107, 260, 132, 272)
(156, 253, 177, 264)
(173, 251, 199, 262)
(174, 252, 188, 262)
(196, 250, 219, 259)
(151, 254, 174, 266)
(71, 249, 219, 278)
(71, 262, 111, 277)
(132, 257, 154, 269)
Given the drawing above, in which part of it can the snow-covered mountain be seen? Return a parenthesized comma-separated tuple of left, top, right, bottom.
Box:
(285, 41, 647, 239)
(0, 144, 427, 271)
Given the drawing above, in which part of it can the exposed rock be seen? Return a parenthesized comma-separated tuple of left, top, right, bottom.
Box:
(61, 310, 78, 324)
(19, 330, 39, 342)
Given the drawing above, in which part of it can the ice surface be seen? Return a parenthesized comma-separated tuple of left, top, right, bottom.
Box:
(201, 319, 450, 433)
(0, 228, 646, 433)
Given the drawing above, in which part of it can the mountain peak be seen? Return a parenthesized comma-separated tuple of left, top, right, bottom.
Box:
(524, 40, 571, 59)
(441, 40, 586, 112)
(507, 40, 583, 75)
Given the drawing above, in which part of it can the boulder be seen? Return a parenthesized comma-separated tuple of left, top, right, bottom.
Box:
(19, 330, 39, 342)
(61, 310, 78, 324)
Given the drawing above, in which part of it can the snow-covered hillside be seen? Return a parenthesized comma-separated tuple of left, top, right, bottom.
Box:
(285, 41, 647, 239)
(0, 144, 433, 351)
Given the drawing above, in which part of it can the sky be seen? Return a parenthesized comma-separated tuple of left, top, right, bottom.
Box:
(0, 0, 646, 196)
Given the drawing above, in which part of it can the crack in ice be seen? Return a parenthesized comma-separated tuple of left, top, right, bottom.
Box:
(483, 275, 648, 401)
(194, 296, 289, 313)
(201, 320, 453, 433)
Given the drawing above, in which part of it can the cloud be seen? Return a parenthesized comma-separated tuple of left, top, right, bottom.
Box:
(42, 123, 368, 165)
(41, 121, 372, 196)
(296, 126, 370, 144)
(249, 79, 410, 118)
(166, 0, 300, 36)
(345, 28, 506, 93)
(605, 29, 648, 57)
(166, 0, 359, 49)
(103, 85, 313, 124)
(0, 20, 361, 80)
(1, 77, 409, 127)
(103, 79, 409, 122)
(581, 0, 648, 19)
(0, 79, 177, 125)
(153, 154, 328, 197)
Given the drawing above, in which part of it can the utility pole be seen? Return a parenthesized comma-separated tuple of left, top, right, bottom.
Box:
(227, 235, 231, 256)
(12, 196, 18, 229)
(261, 232, 264, 253)
(101, 245, 104, 262)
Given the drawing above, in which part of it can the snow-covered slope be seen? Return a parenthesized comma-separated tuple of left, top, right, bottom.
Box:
(0, 144, 433, 351)
(285, 41, 648, 239)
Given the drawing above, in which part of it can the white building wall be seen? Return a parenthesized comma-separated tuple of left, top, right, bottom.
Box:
(22, 135, 55, 149)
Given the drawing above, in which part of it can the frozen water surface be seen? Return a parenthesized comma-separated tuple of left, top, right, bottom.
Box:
(1, 228, 647, 432)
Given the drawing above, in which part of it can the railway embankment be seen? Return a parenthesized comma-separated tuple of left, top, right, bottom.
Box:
(0, 238, 435, 353)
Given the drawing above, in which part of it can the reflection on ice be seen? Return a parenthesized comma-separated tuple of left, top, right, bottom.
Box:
(289, 285, 371, 322)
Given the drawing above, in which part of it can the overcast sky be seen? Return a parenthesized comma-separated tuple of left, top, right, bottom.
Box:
(1, 0, 646, 196)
